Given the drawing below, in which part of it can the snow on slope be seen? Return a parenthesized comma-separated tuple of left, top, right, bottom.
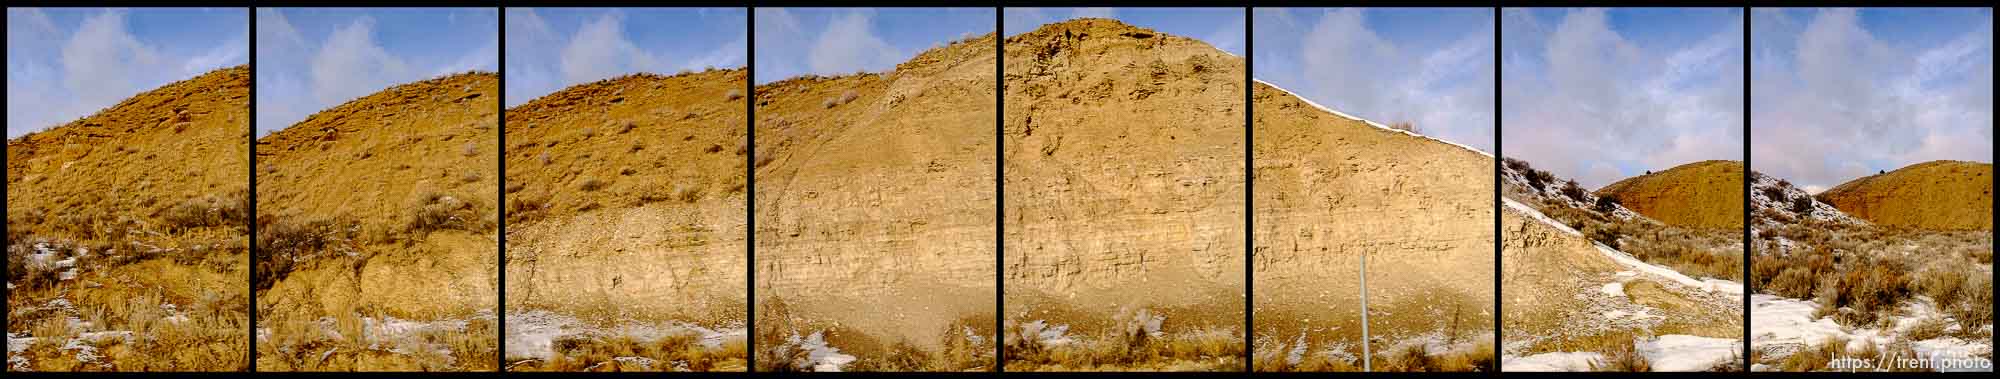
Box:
(1256, 79, 1492, 159)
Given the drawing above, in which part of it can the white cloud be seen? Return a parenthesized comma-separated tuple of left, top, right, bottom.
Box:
(559, 12, 662, 84)
(1283, 8, 1495, 155)
(8, 8, 246, 138)
(256, 9, 497, 133)
(1072, 8, 1116, 20)
(806, 10, 899, 75)
(1751, 9, 1992, 190)
(1504, 8, 1744, 189)
(308, 16, 410, 108)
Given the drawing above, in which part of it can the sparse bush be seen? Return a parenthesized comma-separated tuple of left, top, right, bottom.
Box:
(1382, 345, 1438, 372)
(1599, 337, 1650, 372)
(674, 183, 703, 203)
(578, 177, 607, 192)
(1593, 195, 1622, 214)
(406, 192, 482, 234)
(1790, 195, 1816, 215)
(1760, 186, 1788, 204)
(1584, 223, 1624, 249)
(1560, 180, 1588, 203)
(255, 217, 332, 291)
(160, 192, 249, 231)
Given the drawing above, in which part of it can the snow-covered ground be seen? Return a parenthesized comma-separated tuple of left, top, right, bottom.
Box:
(1505, 351, 1607, 371)
(1749, 172, 1865, 229)
(1503, 198, 1745, 372)
(1753, 294, 1993, 372)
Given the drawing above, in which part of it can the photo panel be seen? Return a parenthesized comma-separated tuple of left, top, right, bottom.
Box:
(1748, 7, 1993, 372)
(6, 7, 250, 371)
(1498, 7, 1747, 372)
(1249, 7, 1497, 372)
(1001, 7, 1246, 372)
(500, 7, 749, 372)
(252, 8, 500, 371)
(751, 7, 998, 372)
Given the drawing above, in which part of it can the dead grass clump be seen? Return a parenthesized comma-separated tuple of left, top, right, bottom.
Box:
(1816, 258, 1910, 325)
(159, 192, 249, 231)
(577, 177, 607, 192)
(406, 191, 487, 235)
(1597, 336, 1651, 372)
(255, 217, 333, 291)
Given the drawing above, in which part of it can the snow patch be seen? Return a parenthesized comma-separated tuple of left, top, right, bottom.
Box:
(1255, 79, 1492, 158)
(1638, 335, 1739, 372)
(1504, 351, 1606, 372)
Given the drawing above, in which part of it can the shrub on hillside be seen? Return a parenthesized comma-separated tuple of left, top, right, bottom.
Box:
(1789, 196, 1816, 216)
(1560, 180, 1589, 203)
(1593, 195, 1622, 214)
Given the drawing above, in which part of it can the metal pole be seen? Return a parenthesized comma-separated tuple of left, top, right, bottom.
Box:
(1360, 250, 1370, 372)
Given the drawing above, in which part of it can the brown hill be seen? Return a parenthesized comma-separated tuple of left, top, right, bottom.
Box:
(1817, 160, 1992, 230)
(501, 69, 748, 371)
(1002, 18, 1243, 371)
(5, 66, 250, 371)
(253, 72, 499, 371)
(753, 33, 995, 371)
(1595, 160, 1745, 230)
(1250, 81, 1495, 371)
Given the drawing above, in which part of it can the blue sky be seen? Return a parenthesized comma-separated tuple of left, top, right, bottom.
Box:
(256, 8, 497, 135)
(8, 8, 247, 138)
(507, 8, 744, 107)
(755, 8, 992, 84)
(1752, 8, 1992, 193)
(1255, 8, 1494, 153)
(1502, 8, 1745, 189)
(1005, 8, 1245, 55)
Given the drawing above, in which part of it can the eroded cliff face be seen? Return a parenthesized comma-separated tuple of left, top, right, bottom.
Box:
(254, 72, 500, 371)
(1817, 160, 1992, 230)
(753, 34, 997, 371)
(1002, 18, 1244, 370)
(1250, 80, 1496, 370)
(501, 69, 750, 371)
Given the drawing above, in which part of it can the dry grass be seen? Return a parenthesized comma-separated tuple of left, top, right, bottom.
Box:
(1002, 312, 1241, 371)
(1540, 199, 1743, 281)
(256, 311, 497, 371)
(507, 332, 745, 372)
(7, 239, 250, 371)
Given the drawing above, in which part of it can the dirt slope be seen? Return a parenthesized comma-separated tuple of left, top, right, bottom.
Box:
(753, 34, 995, 371)
(6, 66, 250, 371)
(1001, 18, 1243, 371)
(501, 69, 748, 371)
(1250, 81, 1495, 371)
(1816, 160, 1992, 230)
(1596, 160, 1745, 230)
(254, 72, 499, 371)
(1501, 161, 1743, 371)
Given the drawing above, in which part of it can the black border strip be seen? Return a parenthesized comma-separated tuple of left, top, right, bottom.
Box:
(1241, 5, 1256, 373)
(1740, 5, 1754, 372)
(1492, 5, 1506, 373)
(247, 6, 261, 372)
(494, 5, 509, 372)
(745, 5, 760, 372)
(994, 5, 1009, 373)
